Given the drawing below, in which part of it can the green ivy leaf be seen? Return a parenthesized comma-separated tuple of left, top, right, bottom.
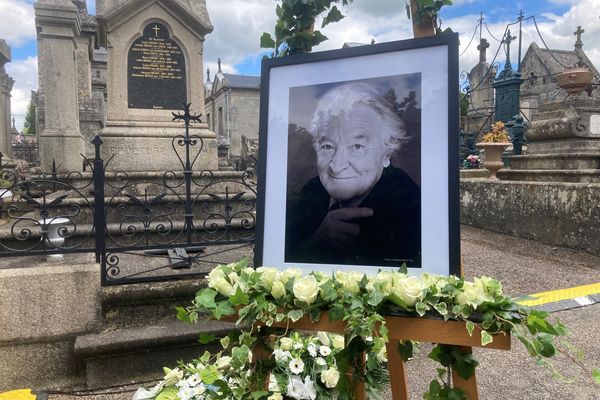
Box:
(367, 289, 384, 306)
(415, 301, 430, 316)
(481, 331, 493, 346)
(252, 391, 269, 400)
(465, 321, 475, 337)
(213, 300, 236, 320)
(175, 306, 193, 323)
(321, 5, 344, 28)
(196, 288, 218, 309)
(312, 30, 328, 47)
(156, 388, 179, 400)
(229, 286, 249, 306)
(260, 32, 276, 49)
(220, 335, 230, 349)
(198, 332, 216, 344)
(329, 305, 345, 321)
(288, 309, 304, 322)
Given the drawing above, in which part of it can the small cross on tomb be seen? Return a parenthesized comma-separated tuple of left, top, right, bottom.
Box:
(574, 26, 584, 49)
(477, 38, 490, 63)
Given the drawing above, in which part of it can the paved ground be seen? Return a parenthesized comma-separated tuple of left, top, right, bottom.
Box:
(7, 225, 600, 399)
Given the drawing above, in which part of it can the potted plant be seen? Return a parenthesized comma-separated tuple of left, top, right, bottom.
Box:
(476, 121, 511, 179)
(407, 0, 453, 38)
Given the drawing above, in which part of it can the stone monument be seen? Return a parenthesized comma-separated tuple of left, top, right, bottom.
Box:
(0, 39, 15, 163)
(96, 0, 217, 172)
(466, 38, 495, 134)
(34, 0, 85, 171)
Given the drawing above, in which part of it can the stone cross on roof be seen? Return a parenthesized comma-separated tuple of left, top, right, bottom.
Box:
(477, 38, 490, 63)
(218, 58, 222, 73)
(574, 26, 584, 49)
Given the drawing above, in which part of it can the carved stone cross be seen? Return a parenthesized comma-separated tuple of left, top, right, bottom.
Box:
(477, 38, 490, 63)
(574, 26, 584, 48)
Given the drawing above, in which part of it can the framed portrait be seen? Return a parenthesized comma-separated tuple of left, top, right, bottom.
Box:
(255, 34, 460, 277)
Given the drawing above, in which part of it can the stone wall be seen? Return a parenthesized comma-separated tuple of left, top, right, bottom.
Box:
(229, 89, 260, 156)
(461, 179, 600, 254)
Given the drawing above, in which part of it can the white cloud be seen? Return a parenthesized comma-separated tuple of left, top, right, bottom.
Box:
(5, 56, 37, 130)
(0, 0, 35, 46)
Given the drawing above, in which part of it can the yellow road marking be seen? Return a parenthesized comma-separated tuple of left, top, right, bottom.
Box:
(0, 389, 35, 400)
(518, 282, 600, 307)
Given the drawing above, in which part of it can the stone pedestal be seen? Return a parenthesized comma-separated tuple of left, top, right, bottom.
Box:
(97, 0, 217, 172)
(34, 0, 85, 172)
(499, 97, 600, 182)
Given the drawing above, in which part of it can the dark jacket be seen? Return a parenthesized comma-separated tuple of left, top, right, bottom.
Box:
(285, 166, 421, 268)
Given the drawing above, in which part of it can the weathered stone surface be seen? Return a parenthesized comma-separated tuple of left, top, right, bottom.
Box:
(0, 39, 14, 159)
(461, 179, 600, 255)
(0, 263, 101, 343)
(527, 97, 600, 142)
(0, 340, 85, 392)
(35, 0, 85, 171)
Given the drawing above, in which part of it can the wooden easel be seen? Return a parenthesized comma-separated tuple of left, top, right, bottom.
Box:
(244, 313, 511, 400)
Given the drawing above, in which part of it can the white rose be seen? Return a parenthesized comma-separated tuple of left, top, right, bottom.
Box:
(208, 276, 235, 297)
(279, 337, 294, 351)
(268, 373, 280, 392)
(293, 276, 319, 305)
(320, 367, 340, 389)
(216, 356, 231, 370)
(368, 271, 394, 295)
(335, 271, 363, 294)
(208, 267, 226, 282)
(317, 331, 330, 347)
(315, 357, 327, 366)
(257, 267, 279, 290)
(390, 276, 423, 307)
(331, 335, 345, 350)
(281, 268, 303, 284)
(271, 280, 286, 299)
(228, 272, 240, 284)
(457, 280, 492, 307)
(307, 343, 317, 357)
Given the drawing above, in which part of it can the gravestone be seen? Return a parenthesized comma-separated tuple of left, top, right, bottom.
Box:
(97, 0, 217, 172)
(466, 38, 496, 134)
(0, 39, 14, 162)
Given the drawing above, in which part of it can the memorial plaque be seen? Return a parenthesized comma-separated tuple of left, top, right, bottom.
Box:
(127, 22, 187, 109)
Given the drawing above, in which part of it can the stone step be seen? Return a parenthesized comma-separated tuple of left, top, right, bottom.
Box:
(99, 278, 205, 329)
(497, 169, 600, 183)
(73, 318, 238, 388)
(508, 152, 600, 170)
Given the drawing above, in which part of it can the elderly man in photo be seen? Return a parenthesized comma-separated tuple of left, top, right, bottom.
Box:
(286, 82, 421, 267)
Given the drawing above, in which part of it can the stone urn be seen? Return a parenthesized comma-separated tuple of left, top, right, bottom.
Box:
(476, 143, 509, 179)
(556, 67, 593, 95)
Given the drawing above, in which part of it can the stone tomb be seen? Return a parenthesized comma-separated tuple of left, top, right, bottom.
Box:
(499, 96, 600, 182)
(97, 0, 216, 172)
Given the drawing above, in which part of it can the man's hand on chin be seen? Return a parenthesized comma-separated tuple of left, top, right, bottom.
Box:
(311, 207, 374, 250)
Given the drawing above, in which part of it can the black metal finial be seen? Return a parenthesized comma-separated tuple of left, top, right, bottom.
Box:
(206, 68, 211, 82)
(172, 103, 202, 126)
(503, 29, 517, 67)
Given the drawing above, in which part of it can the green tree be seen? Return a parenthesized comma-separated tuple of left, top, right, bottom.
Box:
(22, 97, 36, 136)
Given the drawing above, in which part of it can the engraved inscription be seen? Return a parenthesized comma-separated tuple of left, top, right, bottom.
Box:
(590, 115, 600, 135)
(127, 22, 187, 110)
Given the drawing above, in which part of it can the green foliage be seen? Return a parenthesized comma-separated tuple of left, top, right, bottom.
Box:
(260, 0, 353, 56)
(460, 92, 469, 117)
(22, 97, 36, 136)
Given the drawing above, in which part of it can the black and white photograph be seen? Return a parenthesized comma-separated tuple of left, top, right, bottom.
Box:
(284, 75, 422, 268)
(256, 36, 460, 276)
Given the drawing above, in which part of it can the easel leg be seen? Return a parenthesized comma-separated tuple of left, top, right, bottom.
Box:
(385, 341, 409, 400)
(451, 346, 478, 400)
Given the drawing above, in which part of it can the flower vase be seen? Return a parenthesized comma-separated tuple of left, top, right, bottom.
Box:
(476, 143, 509, 180)
(410, 0, 436, 38)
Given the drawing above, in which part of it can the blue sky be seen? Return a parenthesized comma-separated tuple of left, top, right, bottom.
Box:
(1, 0, 598, 128)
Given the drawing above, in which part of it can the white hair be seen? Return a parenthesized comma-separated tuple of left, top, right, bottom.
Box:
(308, 82, 408, 155)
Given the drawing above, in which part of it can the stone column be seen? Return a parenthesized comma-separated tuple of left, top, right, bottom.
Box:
(34, 0, 84, 172)
(0, 39, 14, 161)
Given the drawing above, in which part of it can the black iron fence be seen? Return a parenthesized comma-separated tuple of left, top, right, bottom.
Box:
(0, 104, 256, 286)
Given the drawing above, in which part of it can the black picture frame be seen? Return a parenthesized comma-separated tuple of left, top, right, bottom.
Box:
(254, 34, 460, 277)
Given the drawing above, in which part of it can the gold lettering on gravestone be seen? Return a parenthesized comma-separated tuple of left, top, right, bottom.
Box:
(130, 37, 183, 81)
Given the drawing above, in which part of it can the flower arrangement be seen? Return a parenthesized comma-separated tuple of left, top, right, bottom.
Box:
(462, 154, 480, 169)
(480, 121, 510, 143)
(141, 259, 599, 400)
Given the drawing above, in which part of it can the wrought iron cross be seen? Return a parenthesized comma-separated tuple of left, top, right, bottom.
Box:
(172, 103, 202, 127)
(574, 26, 584, 48)
(503, 29, 517, 66)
